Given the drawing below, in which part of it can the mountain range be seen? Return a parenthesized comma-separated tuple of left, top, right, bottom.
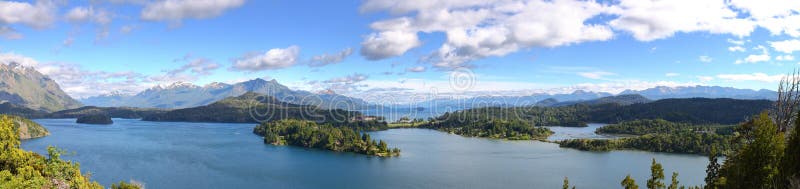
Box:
(81, 79, 372, 110)
(415, 86, 777, 110)
(0, 62, 81, 112)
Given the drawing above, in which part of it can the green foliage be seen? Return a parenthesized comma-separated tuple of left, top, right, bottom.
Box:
(705, 147, 720, 189)
(111, 181, 143, 189)
(595, 119, 693, 135)
(420, 118, 553, 140)
(558, 131, 733, 155)
(0, 115, 136, 188)
(253, 119, 400, 157)
(647, 159, 666, 189)
(717, 112, 785, 189)
(668, 172, 680, 189)
(621, 174, 639, 189)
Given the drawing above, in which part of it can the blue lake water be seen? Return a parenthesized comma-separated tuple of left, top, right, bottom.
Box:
(21, 119, 710, 189)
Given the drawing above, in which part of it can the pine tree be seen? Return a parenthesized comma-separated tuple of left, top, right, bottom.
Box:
(563, 177, 570, 189)
(668, 172, 679, 189)
(718, 112, 786, 188)
(647, 158, 665, 189)
(621, 174, 639, 189)
(704, 147, 719, 189)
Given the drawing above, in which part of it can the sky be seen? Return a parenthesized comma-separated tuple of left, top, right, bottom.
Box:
(0, 0, 799, 100)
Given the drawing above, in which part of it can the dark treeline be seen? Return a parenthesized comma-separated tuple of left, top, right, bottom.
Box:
(420, 117, 553, 140)
(436, 98, 772, 127)
(253, 119, 400, 157)
(142, 92, 359, 123)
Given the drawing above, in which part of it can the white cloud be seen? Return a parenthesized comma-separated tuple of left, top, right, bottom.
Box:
(665, 73, 679, 77)
(406, 66, 426, 72)
(699, 55, 712, 63)
(360, 0, 614, 68)
(728, 46, 746, 52)
(610, 0, 754, 41)
(770, 39, 800, 54)
(577, 71, 615, 79)
(360, 30, 421, 61)
(167, 55, 220, 76)
(0, 0, 56, 28)
(231, 46, 300, 71)
(717, 73, 784, 82)
(141, 0, 245, 23)
(0, 52, 39, 67)
(0, 0, 56, 39)
(65, 6, 113, 41)
(727, 38, 746, 45)
(309, 48, 353, 67)
(736, 45, 771, 64)
(777, 55, 795, 61)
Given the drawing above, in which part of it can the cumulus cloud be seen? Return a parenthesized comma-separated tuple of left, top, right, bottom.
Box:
(717, 73, 784, 82)
(305, 73, 371, 93)
(360, 30, 421, 60)
(0, 0, 57, 39)
(610, 0, 754, 41)
(665, 73, 679, 77)
(230, 45, 300, 72)
(0, 52, 39, 67)
(0, 0, 56, 28)
(770, 39, 800, 54)
(360, 0, 615, 68)
(357, 0, 800, 69)
(309, 48, 353, 67)
(577, 71, 615, 79)
(141, 0, 245, 24)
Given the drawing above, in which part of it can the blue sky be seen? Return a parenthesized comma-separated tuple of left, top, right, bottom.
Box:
(0, 0, 798, 99)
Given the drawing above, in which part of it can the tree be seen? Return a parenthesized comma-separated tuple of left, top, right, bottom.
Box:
(647, 158, 665, 189)
(621, 174, 639, 189)
(668, 172, 680, 189)
(782, 111, 800, 188)
(773, 70, 800, 132)
(704, 147, 720, 188)
(718, 112, 785, 189)
(563, 177, 571, 189)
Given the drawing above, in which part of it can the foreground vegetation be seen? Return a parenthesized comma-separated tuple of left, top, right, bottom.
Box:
(253, 119, 400, 157)
(0, 115, 139, 188)
(7, 114, 49, 139)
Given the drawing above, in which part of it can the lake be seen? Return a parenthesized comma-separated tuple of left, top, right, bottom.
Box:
(21, 119, 710, 188)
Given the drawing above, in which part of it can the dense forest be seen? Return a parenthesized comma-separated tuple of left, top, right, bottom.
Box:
(420, 118, 554, 140)
(143, 92, 359, 123)
(253, 119, 400, 157)
(46, 106, 166, 119)
(559, 119, 737, 155)
(0, 115, 139, 188)
(436, 98, 771, 128)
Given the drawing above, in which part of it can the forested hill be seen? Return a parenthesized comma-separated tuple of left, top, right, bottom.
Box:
(438, 98, 773, 126)
(142, 92, 360, 123)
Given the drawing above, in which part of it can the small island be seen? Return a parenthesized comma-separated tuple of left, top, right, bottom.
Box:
(76, 114, 114, 125)
(253, 119, 400, 157)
